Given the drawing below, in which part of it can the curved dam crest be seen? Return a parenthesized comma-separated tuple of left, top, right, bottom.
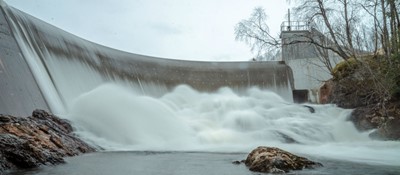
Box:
(0, 2, 294, 116)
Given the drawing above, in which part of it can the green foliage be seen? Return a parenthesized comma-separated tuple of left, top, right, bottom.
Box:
(332, 55, 400, 102)
(331, 58, 359, 80)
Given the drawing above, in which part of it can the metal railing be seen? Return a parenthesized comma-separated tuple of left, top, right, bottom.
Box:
(281, 21, 310, 32)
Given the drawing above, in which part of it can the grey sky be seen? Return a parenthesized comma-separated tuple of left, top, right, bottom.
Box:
(4, 0, 290, 61)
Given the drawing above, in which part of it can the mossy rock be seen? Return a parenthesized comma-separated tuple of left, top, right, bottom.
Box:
(331, 58, 359, 80)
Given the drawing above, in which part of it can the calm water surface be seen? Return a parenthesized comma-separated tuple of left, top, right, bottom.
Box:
(9, 151, 400, 175)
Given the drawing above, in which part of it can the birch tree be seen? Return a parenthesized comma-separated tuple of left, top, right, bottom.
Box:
(234, 7, 281, 60)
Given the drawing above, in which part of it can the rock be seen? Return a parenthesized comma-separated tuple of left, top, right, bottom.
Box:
(0, 115, 11, 123)
(245, 146, 322, 173)
(232, 160, 246, 165)
(325, 58, 400, 141)
(349, 106, 379, 131)
(0, 109, 96, 173)
(303, 105, 315, 113)
(232, 160, 241, 165)
(319, 80, 333, 104)
(328, 61, 381, 109)
(274, 131, 299, 144)
(349, 102, 400, 140)
(369, 116, 400, 140)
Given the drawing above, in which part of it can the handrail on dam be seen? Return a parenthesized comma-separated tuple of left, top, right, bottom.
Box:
(0, 2, 295, 116)
(281, 21, 310, 32)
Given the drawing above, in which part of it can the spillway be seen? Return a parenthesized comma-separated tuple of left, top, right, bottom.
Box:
(0, 2, 293, 116)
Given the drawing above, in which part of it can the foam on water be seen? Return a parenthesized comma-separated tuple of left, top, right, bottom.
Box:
(2, 1, 398, 170)
(67, 83, 400, 166)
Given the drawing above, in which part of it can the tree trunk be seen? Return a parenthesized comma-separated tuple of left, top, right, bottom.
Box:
(317, 0, 350, 60)
(388, 0, 398, 55)
(381, 0, 391, 58)
(343, 0, 355, 57)
(374, 0, 379, 54)
(388, 0, 399, 55)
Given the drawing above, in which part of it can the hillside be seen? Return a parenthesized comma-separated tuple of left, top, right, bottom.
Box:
(327, 55, 400, 140)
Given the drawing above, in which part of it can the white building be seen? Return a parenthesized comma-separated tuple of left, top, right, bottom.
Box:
(280, 21, 342, 103)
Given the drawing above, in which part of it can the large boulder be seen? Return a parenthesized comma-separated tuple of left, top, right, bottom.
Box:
(372, 117, 400, 140)
(245, 146, 322, 173)
(347, 102, 400, 140)
(0, 109, 96, 173)
(326, 58, 400, 141)
(350, 105, 382, 131)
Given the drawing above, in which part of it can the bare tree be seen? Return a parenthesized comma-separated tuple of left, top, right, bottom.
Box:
(359, 0, 399, 58)
(388, 0, 400, 55)
(235, 0, 399, 108)
(234, 7, 280, 60)
(236, 0, 399, 61)
(290, 0, 364, 60)
(360, 0, 381, 54)
(381, 0, 391, 57)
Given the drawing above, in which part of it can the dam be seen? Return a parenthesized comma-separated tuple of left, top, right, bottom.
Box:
(2, 3, 400, 175)
(0, 1, 294, 116)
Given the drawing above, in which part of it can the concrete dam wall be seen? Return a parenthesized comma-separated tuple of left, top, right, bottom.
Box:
(0, 2, 294, 116)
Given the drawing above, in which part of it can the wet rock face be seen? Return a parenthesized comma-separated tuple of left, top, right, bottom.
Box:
(350, 106, 380, 131)
(245, 146, 322, 173)
(374, 117, 400, 140)
(0, 109, 96, 173)
(325, 72, 400, 141)
(350, 103, 400, 140)
(367, 107, 400, 141)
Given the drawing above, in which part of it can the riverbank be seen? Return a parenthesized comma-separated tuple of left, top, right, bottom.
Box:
(326, 56, 400, 140)
(0, 110, 96, 174)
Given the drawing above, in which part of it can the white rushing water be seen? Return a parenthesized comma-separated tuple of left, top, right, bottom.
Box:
(2, 1, 398, 171)
(66, 83, 400, 166)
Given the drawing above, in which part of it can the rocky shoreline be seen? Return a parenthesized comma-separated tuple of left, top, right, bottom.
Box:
(325, 82, 400, 140)
(0, 110, 96, 174)
(323, 57, 400, 140)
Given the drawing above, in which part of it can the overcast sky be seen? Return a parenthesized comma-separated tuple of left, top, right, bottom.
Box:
(4, 0, 290, 61)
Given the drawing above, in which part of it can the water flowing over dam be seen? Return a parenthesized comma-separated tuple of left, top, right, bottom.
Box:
(0, 2, 293, 117)
(1, 2, 400, 173)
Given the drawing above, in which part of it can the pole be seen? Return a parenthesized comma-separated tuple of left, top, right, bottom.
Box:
(288, 9, 291, 31)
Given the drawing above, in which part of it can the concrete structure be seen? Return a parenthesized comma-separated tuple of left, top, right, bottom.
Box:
(280, 21, 342, 103)
(0, 5, 49, 116)
(0, 2, 294, 116)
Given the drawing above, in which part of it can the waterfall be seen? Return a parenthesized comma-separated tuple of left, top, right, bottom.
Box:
(0, 2, 294, 116)
(0, 1, 399, 167)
